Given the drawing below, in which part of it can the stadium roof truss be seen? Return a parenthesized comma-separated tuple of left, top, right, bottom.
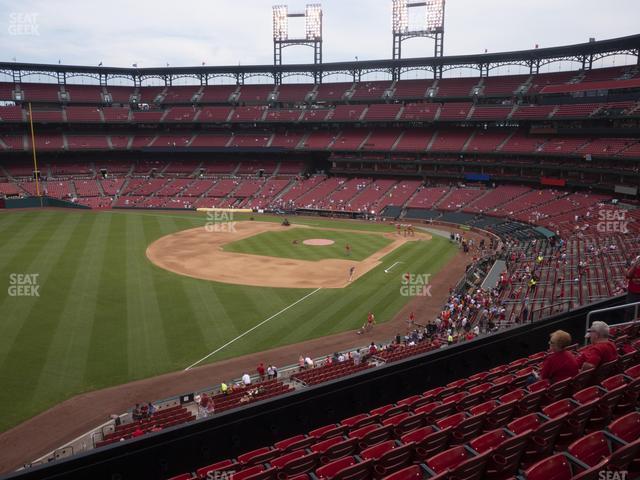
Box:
(0, 34, 638, 86)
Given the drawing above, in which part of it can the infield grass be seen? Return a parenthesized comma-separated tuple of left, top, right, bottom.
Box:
(223, 227, 393, 261)
(0, 209, 457, 433)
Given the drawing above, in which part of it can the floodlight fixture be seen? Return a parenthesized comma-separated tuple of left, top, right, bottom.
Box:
(272, 5, 289, 41)
(273, 3, 323, 66)
(305, 4, 322, 40)
(392, 0, 409, 34)
(425, 0, 445, 32)
(391, 0, 445, 76)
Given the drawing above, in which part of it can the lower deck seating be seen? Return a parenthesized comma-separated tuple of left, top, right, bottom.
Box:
(167, 323, 640, 480)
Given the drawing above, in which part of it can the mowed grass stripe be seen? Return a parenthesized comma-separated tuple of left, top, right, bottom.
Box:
(0, 213, 91, 431)
(119, 214, 171, 379)
(83, 213, 130, 390)
(30, 214, 108, 404)
(142, 215, 208, 370)
(0, 212, 82, 364)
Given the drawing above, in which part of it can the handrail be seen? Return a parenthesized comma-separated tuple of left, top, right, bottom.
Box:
(530, 299, 575, 323)
(584, 300, 640, 345)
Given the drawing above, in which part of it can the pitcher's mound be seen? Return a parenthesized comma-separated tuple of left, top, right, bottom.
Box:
(303, 238, 335, 246)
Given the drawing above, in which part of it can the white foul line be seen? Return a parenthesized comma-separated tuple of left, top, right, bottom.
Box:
(184, 287, 322, 371)
(384, 261, 403, 273)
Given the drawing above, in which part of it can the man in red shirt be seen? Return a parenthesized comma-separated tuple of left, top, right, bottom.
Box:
(256, 363, 266, 381)
(577, 321, 618, 371)
(626, 255, 640, 320)
(537, 330, 579, 384)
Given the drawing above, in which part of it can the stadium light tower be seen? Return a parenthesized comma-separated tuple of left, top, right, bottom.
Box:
(272, 4, 323, 66)
(392, 0, 445, 74)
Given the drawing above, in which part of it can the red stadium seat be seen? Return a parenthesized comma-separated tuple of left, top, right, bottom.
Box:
(237, 447, 279, 466)
(608, 411, 640, 442)
(523, 453, 602, 480)
(360, 440, 413, 477)
(196, 459, 236, 479)
(426, 445, 488, 480)
(311, 437, 358, 464)
(274, 434, 316, 453)
(315, 456, 373, 480)
(507, 413, 565, 467)
(380, 465, 425, 480)
(309, 424, 348, 441)
(568, 430, 639, 470)
(233, 466, 265, 480)
(400, 426, 449, 461)
(270, 450, 319, 478)
(469, 428, 531, 480)
(436, 412, 485, 444)
(542, 398, 595, 448)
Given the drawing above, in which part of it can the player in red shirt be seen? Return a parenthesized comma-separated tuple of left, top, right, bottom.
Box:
(537, 330, 579, 384)
(577, 321, 618, 371)
(366, 312, 376, 332)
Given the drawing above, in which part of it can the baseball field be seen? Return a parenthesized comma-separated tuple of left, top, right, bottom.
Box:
(0, 209, 458, 434)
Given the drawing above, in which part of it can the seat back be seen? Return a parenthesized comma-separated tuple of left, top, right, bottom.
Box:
(242, 467, 279, 480)
(484, 401, 516, 429)
(380, 465, 423, 480)
(567, 431, 611, 467)
(359, 425, 394, 449)
(403, 428, 449, 461)
(391, 413, 425, 436)
(608, 411, 640, 443)
(529, 415, 565, 456)
(523, 454, 573, 480)
(278, 451, 319, 478)
(234, 466, 265, 480)
(571, 369, 594, 393)
(426, 445, 468, 473)
(468, 428, 507, 454)
(450, 414, 486, 444)
(487, 430, 531, 477)
(372, 443, 413, 478)
(542, 377, 572, 404)
(238, 447, 279, 467)
(449, 451, 489, 480)
(607, 437, 640, 471)
(321, 438, 358, 463)
(594, 359, 620, 384)
(333, 459, 373, 480)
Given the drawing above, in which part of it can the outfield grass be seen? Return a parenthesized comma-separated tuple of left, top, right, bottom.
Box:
(223, 227, 393, 261)
(0, 209, 457, 433)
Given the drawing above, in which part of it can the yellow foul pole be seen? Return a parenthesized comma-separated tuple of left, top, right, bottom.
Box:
(27, 102, 43, 207)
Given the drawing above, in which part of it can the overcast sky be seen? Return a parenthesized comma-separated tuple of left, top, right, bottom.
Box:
(1, 0, 639, 82)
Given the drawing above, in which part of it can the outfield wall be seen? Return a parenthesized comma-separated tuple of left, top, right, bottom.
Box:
(1, 296, 625, 480)
(3, 197, 89, 209)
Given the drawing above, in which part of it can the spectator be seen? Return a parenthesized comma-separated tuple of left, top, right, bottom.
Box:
(257, 363, 266, 381)
(369, 342, 377, 355)
(353, 349, 361, 366)
(304, 356, 314, 369)
(298, 355, 305, 371)
(242, 372, 252, 386)
(132, 404, 142, 422)
(626, 255, 640, 320)
(147, 403, 155, 417)
(271, 365, 278, 378)
(537, 330, 579, 383)
(577, 321, 618, 371)
(266, 365, 275, 380)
